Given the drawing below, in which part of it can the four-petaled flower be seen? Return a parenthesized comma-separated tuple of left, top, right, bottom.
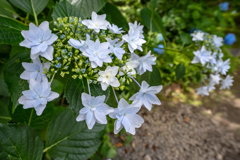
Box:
(83, 39, 112, 68)
(82, 11, 109, 33)
(130, 81, 162, 111)
(98, 66, 120, 91)
(18, 77, 59, 116)
(122, 27, 146, 53)
(191, 46, 212, 65)
(109, 98, 144, 135)
(20, 21, 58, 60)
(76, 93, 113, 129)
(20, 57, 50, 82)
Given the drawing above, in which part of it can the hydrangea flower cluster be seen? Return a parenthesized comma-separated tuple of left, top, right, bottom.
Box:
(18, 21, 59, 115)
(18, 12, 162, 135)
(190, 31, 234, 96)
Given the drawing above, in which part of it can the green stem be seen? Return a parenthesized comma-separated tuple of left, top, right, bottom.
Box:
(28, 109, 34, 126)
(143, 44, 181, 52)
(30, 0, 38, 26)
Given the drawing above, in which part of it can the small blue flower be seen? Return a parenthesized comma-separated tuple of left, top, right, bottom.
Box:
(154, 44, 165, 54)
(55, 63, 62, 68)
(60, 34, 65, 39)
(81, 68, 86, 73)
(219, 2, 229, 11)
(157, 33, 163, 41)
(68, 52, 73, 57)
(62, 49, 67, 53)
(85, 60, 89, 64)
(224, 33, 236, 45)
(56, 57, 61, 60)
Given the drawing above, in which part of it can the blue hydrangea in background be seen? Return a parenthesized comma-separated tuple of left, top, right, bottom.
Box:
(224, 33, 236, 45)
(219, 2, 229, 11)
(154, 44, 165, 54)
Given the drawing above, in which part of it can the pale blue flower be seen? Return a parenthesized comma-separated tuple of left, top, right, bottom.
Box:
(191, 46, 212, 65)
(109, 98, 144, 135)
(76, 93, 113, 129)
(18, 77, 59, 116)
(106, 38, 125, 60)
(82, 39, 112, 68)
(108, 24, 124, 34)
(122, 27, 146, 53)
(216, 59, 230, 75)
(213, 35, 223, 48)
(220, 75, 233, 89)
(82, 12, 109, 33)
(157, 33, 163, 41)
(134, 51, 156, 75)
(130, 81, 162, 111)
(20, 57, 50, 82)
(128, 21, 144, 38)
(196, 86, 209, 96)
(20, 21, 58, 60)
(68, 34, 90, 52)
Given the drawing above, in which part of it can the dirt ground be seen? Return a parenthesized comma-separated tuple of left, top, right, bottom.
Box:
(110, 67, 240, 160)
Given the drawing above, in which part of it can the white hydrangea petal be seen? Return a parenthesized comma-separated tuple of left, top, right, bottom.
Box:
(18, 96, 28, 105)
(81, 93, 92, 107)
(22, 90, 37, 99)
(40, 46, 54, 61)
(114, 120, 123, 134)
(76, 114, 85, 122)
(122, 116, 131, 133)
(118, 98, 129, 110)
(126, 114, 144, 128)
(86, 111, 93, 125)
(146, 93, 161, 105)
(94, 110, 107, 124)
(45, 34, 58, 45)
(46, 92, 59, 101)
(87, 115, 96, 129)
(125, 106, 141, 114)
(80, 106, 90, 114)
(69, 39, 83, 49)
(35, 104, 46, 116)
(20, 71, 32, 80)
(142, 95, 152, 111)
(22, 62, 36, 71)
(23, 99, 35, 109)
(101, 82, 109, 91)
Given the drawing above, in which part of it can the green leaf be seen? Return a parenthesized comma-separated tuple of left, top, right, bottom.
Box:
(51, 79, 64, 95)
(175, 63, 186, 80)
(180, 33, 191, 44)
(8, 101, 55, 130)
(0, 0, 17, 18)
(0, 124, 44, 160)
(0, 16, 27, 45)
(150, 0, 158, 11)
(0, 101, 11, 124)
(140, 66, 162, 86)
(102, 2, 128, 30)
(9, 0, 49, 15)
(62, 0, 107, 18)
(196, 72, 201, 82)
(10, 46, 28, 58)
(0, 67, 9, 97)
(140, 7, 166, 40)
(3, 51, 30, 113)
(44, 109, 106, 160)
(52, 0, 84, 22)
(65, 77, 110, 115)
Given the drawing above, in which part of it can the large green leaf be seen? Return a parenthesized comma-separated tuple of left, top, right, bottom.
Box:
(8, 102, 55, 130)
(44, 109, 106, 160)
(0, 16, 27, 45)
(102, 2, 128, 30)
(61, 0, 107, 18)
(52, 0, 84, 22)
(140, 66, 162, 86)
(0, 67, 9, 97)
(65, 77, 110, 115)
(0, 0, 17, 18)
(3, 51, 30, 113)
(175, 62, 186, 80)
(0, 124, 44, 160)
(9, 0, 49, 15)
(0, 101, 11, 124)
(140, 7, 166, 40)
